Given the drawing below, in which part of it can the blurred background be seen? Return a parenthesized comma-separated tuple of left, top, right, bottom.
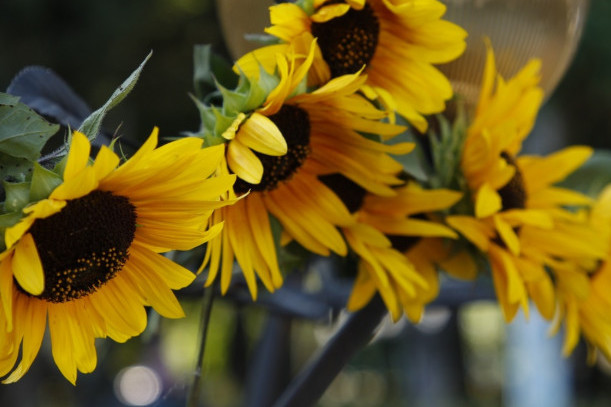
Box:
(2, 0, 611, 406)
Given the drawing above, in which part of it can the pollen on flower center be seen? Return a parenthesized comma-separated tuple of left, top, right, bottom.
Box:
(234, 105, 311, 194)
(25, 190, 137, 303)
(319, 173, 367, 213)
(498, 152, 527, 210)
(311, 2, 380, 77)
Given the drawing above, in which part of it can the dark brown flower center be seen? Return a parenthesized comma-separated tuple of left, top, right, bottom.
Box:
(498, 152, 527, 210)
(234, 105, 311, 194)
(24, 190, 137, 303)
(319, 173, 367, 213)
(311, 1, 380, 78)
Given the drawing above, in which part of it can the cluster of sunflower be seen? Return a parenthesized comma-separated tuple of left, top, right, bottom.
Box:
(0, 0, 610, 386)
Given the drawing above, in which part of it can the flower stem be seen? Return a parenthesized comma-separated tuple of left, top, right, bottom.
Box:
(186, 284, 216, 407)
(272, 295, 387, 407)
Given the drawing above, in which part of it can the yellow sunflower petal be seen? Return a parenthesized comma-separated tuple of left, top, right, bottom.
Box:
(440, 249, 478, 280)
(130, 243, 195, 289)
(562, 298, 580, 356)
(227, 139, 264, 184)
(475, 183, 502, 218)
(50, 166, 98, 201)
(347, 266, 377, 312)
(311, 3, 350, 22)
(520, 146, 593, 194)
(92, 145, 120, 180)
(222, 113, 246, 141)
(245, 193, 282, 288)
(494, 215, 520, 255)
(237, 113, 287, 156)
(2, 297, 47, 384)
(48, 305, 78, 384)
(12, 233, 44, 296)
(63, 131, 91, 181)
(123, 262, 185, 319)
(446, 216, 493, 252)
(0, 254, 14, 330)
(528, 275, 556, 320)
(264, 3, 311, 42)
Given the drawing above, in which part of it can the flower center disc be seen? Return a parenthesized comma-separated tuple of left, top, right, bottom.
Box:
(234, 105, 311, 194)
(319, 173, 367, 213)
(28, 190, 137, 303)
(311, 2, 380, 78)
(498, 152, 527, 210)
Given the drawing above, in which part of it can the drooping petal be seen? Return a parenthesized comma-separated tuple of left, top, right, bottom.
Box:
(12, 234, 44, 296)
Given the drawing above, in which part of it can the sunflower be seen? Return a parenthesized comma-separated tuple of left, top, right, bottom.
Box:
(236, 0, 467, 132)
(320, 174, 464, 321)
(0, 129, 236, 384)
(445, 44, 607, 321)
(549, 185, 611, 360)
(200, 41, 413, 299)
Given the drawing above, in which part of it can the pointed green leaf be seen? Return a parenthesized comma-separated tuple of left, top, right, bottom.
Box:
(78, 52, 152, 141)
(3, 181, 30, 212)
(30, 162, 63, 201)
(217, 82, 247, 117)
(242, 76, 273, 112)
(257, 65, 281, 96)
(0, 92, 59, 161)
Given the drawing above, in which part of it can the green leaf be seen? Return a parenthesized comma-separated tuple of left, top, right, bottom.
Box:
(78, 51, 152, 141)
(3, 181, 30, 212)
(30, 162, 63, 201)
(0, 94, 19, 105)
(0, 151, 34, 183)
(0, 92, 59, 161)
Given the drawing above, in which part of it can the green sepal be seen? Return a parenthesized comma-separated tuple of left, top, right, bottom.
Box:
(212, 108, 237, 139)
(252, 66, 280, 104)
(29, 162, 63, 202)
(3, 181, 30, 213)
(297, 0, 315, 15)
(217, 82, 248, 117)
(78, 51, 152, 142)
(0, 92, 59, 162)
(428, 101, 468, 191)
